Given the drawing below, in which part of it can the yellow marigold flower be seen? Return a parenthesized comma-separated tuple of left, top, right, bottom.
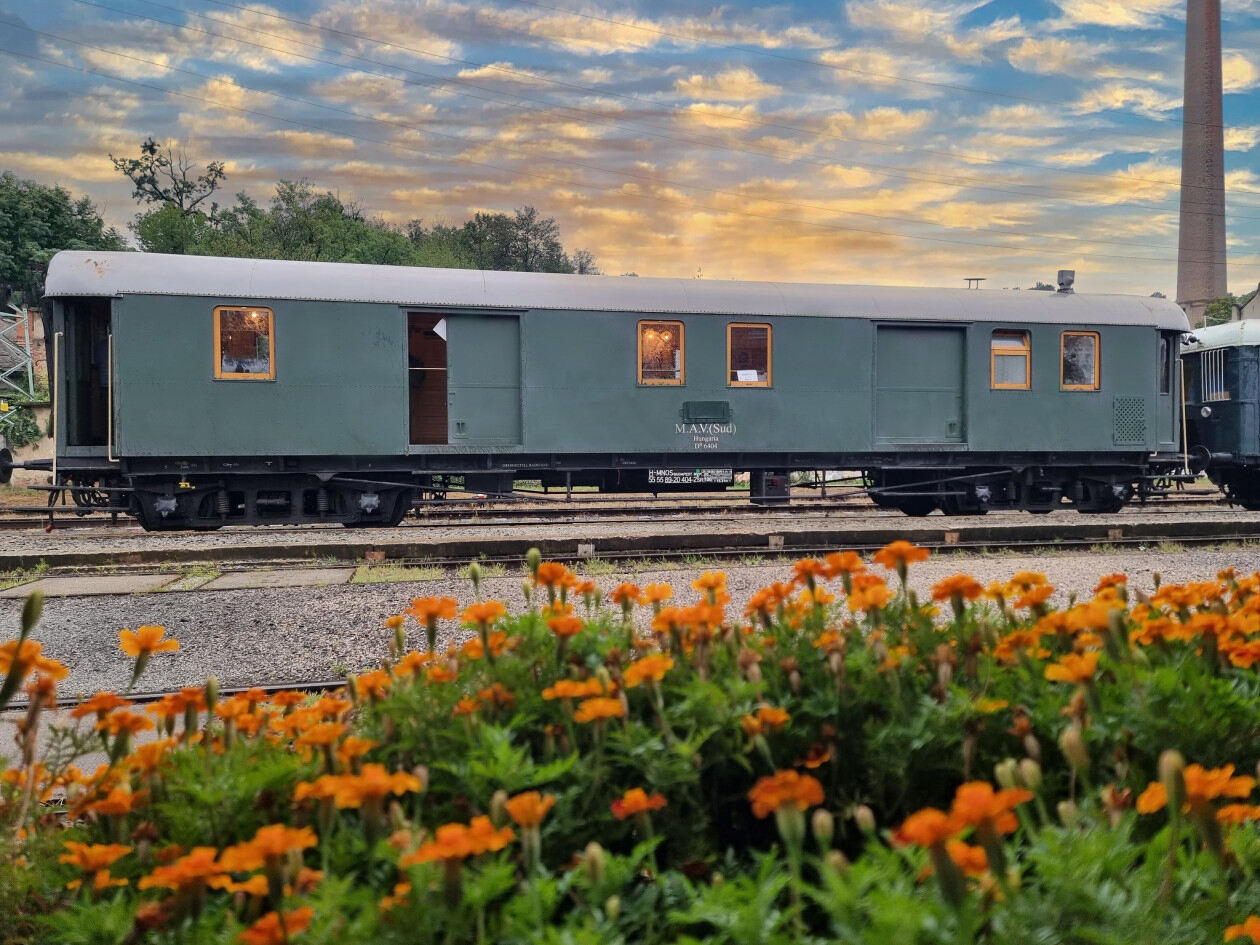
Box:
(237, 907, 314, 945)
(506, 791, 555, 828)
(974, 698, 1009, 713)
(748, 770, 824, 818)
(573, 696, 625, 724)
(1044, 651, 1099, 684)
(118, 626, 179, 657)
(1226, 917, 1260, 944)
(623, 654, 673, 688)
(611, 787, 667, 819)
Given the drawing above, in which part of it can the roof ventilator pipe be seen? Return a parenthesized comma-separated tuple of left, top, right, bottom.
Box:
(1057, 270, 1075, 293)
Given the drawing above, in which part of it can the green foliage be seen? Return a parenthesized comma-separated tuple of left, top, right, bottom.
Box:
(1205, 294, 1239, 326)
(0, 171, 126, 303)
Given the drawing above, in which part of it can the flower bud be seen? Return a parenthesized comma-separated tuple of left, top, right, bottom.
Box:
(825, 849, 849, 874)
(411, 764, 430, 793)
(605, 895, 620, 920)
(389, 799, 408, 832)
(1159, 749, 1186, 812)
(1057, 800, 1079, 827)
(1023, 733, 1042, 763)
(584, 841, 606, 885)
(490, 790, 509, 827)
(1018, 758, 1043, 791)
(345, 673, 359, 705)
(204, 676, 219, 718)
(811, 808, 835, 850)
(393, 622, 407, 659)
(526, 547, 542, 579)
(1058, 724, 1090, 773)
(595, 666, 613, 693)
(853, 804, 876, 835)
(522, 580, 533, 606)
(994, 758, 1019, 790)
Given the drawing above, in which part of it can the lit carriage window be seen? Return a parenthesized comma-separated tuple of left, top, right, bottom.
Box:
(1061, 331, 1100, 391)
(1203, 348, 1230, 402)
(638, 320, 684, 385)
(990, 330, 1030, 390)
(214, 306, 275, 380)
(727, 323, 772, 387)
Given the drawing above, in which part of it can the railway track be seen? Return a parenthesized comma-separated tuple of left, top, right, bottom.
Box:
(0, 489, 1234, 532)
(3, 678, 348, 715)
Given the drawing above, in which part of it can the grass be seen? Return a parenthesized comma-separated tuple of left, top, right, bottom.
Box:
(160, 564, 223, 592)
(581, 558, 617, 576)
(1156, 541, 1187, 554)
(0, 561, 48, 591)
(352, 564, 445, 584)
(0, 486, 47, 507)
(458, 562, 507, 580)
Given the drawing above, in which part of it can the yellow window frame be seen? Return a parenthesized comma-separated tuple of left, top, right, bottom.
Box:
(990, 330, 1030, 390)
(727, 322, 772, 388)
(1060, 330, 1100, 391)
(637, 319, 685, 386)
(214, 305, 276, 381)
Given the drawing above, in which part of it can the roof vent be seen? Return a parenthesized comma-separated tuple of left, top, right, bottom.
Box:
(1057, 270, 1075, 294)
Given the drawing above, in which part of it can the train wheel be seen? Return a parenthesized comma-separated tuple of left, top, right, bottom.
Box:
(892, 497, 938, 517)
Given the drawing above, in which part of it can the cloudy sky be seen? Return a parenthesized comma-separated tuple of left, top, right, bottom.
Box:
(1, 0, 1259, 295)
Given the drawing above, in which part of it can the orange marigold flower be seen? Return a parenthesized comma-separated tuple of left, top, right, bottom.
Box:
(331, 763, 422, 809)
(946, 840, 988, 877)
(823, 551, 866, 578)
(505, 791, 556, 828)
(452, 697, 479, 717)
(461, 600, 507, 626)
(96, 710, 155, 736)
(541, 678, 604, 701)
(118, 625, 179, 657)
(692, 571, 728, 593)
(611, 787, 667, 819)
(1094, 573, 1128, 594)
(931, 574, 984, 604)
(219, 824, 317, 872)
(385, 615, 405, 631)
(623, 654, 673, 688)
(534, 561, 572, 588)
(0, 639, 69, 682)
(409, 596, 458, 623)
(60, 841, 131, 873)
(949, 781, 1032, 834)
(748, 770, 824, 818)
(478, 683, 515, 708)
(1044, 651, 1100, 684)
(547, 614, 586, 638)
(85, 786, 146, 817)
(797, 743, 833, 768)
(1137, 763, 1256, 815)
(355, 670, 391, 700)
(426, 665, 457, 684)
(1013, 584, 1056, 610)
(237, 907, 314, 945)
(872, 540, 930, 572)
(1008, 571, 1049, 592)
(573, 697, 625, 724)
(395, 650, 436, 676)
(610, 583, 641, 605)
(137, 847, 222, 890)
(792, 558, 828, 586)
(336, 737, 377, 766)
(1217, 804, 1260, 825)
(892, 808, 958, 848)
(69, 691, 133, 720)
(848, 577, 892, 612)
(127, 739, 177, 774)
(401, 818, 514, 865)
(639, 583, 674, 605)
(746, 705, 790, 733)
(1226, 917, 1260, 944)
(974, 698, 1009, 713)
(295, 722, 346, 749)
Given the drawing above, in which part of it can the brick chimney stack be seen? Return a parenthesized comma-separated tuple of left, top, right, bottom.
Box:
(1176, 0, 1228, 327)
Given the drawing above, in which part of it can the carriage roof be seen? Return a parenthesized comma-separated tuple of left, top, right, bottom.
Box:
(45, 251, 1191, 331)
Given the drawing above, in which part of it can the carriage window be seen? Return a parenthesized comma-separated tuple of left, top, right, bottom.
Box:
(1158, 335, 1172, 395)
(991, 330, 1030, 389)
(1061, 331, 1099, 390)
(639, 320, 684, 385)
(214, 306, 275, 380)
(728, 323, 771, 387)
(1202, 347, 1230, 402)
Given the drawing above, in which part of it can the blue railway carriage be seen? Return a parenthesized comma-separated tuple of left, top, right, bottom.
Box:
(1182, 321, 1260, 508)
(6, 251, 1190, 530)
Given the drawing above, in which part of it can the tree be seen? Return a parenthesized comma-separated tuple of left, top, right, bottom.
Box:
(112, 138, 225, 254)
(0, 171, 126, 304)
(1030, 281, 1055, 291)
(1150, 291, 1167, 299)
(1204, 295, 1238, 327)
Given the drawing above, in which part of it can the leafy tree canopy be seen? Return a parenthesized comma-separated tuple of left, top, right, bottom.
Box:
(1204, 294, 1238, 327)
(0, 171, 127, 304)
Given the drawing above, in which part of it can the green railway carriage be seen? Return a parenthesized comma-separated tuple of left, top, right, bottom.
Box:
(9, 251, 1191, 529)
(1182, 321, 1260, 508)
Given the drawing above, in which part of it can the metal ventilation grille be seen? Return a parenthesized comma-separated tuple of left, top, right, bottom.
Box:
(1113, 397, 1146, 444)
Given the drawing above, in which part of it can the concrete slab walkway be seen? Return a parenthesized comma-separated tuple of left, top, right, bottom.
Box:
(0, 573, 176, 598)
(0, 567, 356, 598)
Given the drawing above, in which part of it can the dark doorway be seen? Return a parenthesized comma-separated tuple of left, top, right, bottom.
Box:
(408, 313, 448, 445)
(63, 299, 111, 448)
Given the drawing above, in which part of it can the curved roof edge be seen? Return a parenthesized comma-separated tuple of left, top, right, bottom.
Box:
(45, 251, 1191, 331)
(1182, 320, 1260, 351)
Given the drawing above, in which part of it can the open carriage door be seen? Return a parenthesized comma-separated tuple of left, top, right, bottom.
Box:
(408, 313, 448, 445)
